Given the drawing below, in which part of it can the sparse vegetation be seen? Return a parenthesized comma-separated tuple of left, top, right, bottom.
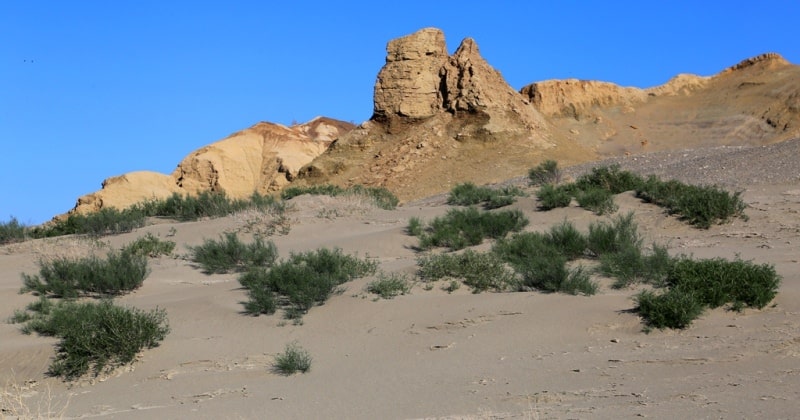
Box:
(417, 250, 517, 293)
(447, 182, 525, 209)
(272, 342, 312, 375)
(281, 184, 399, 210)
(122, 233, 176, 257)
(636, 176, 747, 228)
(188, 232, 278, 274)
(635, 257, 780, 329)
(409, 207, 528, 251)
(0, 216, 28, 244)
(10, 298, 169, 380)
(20, 250, 149, 298)
(575, 187, 618, 215)
(528, 160, 562, 186)
(31, 207, 147, 238)
(366, 272, 411, 299)
(239, 248, 377, 318)
(535, 184, 573, 210)
(531, 162, 746, 227)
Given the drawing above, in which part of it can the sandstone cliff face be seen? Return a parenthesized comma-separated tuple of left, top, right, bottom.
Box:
(70, 117, 354, 215)
(67, 27, 800, 218)
(297, 28, 556, 201)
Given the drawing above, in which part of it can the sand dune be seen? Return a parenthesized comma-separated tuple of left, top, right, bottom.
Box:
(2, 141, 799, 419)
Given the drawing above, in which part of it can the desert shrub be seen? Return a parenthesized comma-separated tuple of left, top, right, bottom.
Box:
(281, 184, 399, 210)
(415, 207, 528, 251)
(494, 231, 598, 295)
(598, 244, 646, 288)
(536, 184, 572, 210)
(528, 160, 562, 186)
(239, 268, 277, 315)
(20, 250, 149, 298)
(241, 248, 377, 317)
(188, 233, 278, 274)
(272, 342, 312, 375)
(636, 177, 746, 229)
(574, 165, 645, 194)
(348, 185, 400, 210)
(0, 216, 28, 244)
(406, 217, 423, 236)
(576, 187, 618, 215)
(32, 207, 147, 238)
(366, 272, 411, 299)
(12, 299, 169, 379)
(136, 191, 283, 222)
(281, 184, 344, 200)
(559, 266, 599, 296)
(546, 220, 587, 259)
(635, 288, 705, 330)
(417, 250, 516, 293)
(586, 212, 642, 257)
(448, 183, 524, 209)
(122, 233, 175, 257)
(666, 257, 780, 309)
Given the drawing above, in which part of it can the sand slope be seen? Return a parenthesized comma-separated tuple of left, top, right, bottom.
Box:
(2, 142, 799, 419)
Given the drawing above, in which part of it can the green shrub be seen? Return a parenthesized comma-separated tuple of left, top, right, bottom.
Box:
(366, 272, 411, 299)
(586, 212, 642, 257)
(281, 184, 344, 200)
(493, 231, 598, 295)
(636, 177, 746, 229)
(281, 184, 399, 210)
(576, 187, 618, 215)
(415, 207, 528, 251)
(447, 183, 524, 209)
(32, 207, 147, 238)
(272, 342, 312, 375)
(574, 165, 644, 194)
(0, 216, 28, 244)
(406, 217, 423, 236)
(189, 233, 278, 274)
(666, 257, 780, 309)
(560, 266, 599, 296)
(635, 288, 705, 330)
(546, 220, 587, 260)
(240, 248, 377, 317)
(239, 268, 277, 315)
(417, 250, 516, 293)
(122, 233, 176, 257)
(536, 184, 572, 210)
(20, 250, 149, 298)
(13, 299, 169, 379)
(528, 160, 561, 186)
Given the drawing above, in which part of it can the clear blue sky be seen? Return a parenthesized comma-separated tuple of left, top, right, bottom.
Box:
(2, 1, 798, 224)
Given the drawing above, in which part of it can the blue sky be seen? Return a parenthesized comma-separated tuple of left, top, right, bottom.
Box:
(2, 1, 798, 224)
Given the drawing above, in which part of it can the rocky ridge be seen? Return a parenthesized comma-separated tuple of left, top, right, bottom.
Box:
(65, 28, 800, 217)
(71, 117, 354, 215)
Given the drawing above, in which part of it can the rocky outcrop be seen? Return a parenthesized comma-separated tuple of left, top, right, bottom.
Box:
(372, 28, 549, 137)
(373, 28, 448, 120)
(521, 80, 647, 119)
(296, 28, 555, 201)
(70, 117, 354, 215)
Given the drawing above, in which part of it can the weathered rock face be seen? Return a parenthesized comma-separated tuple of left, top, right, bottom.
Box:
(373, 28, 448, 120)
(69, 117, 354, 215)
(521, 79, 648, 119)
(297, 28, 555, 201)
(372, 28, 549, 137)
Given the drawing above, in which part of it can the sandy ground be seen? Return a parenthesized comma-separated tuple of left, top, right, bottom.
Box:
(2, 144, 799, 419)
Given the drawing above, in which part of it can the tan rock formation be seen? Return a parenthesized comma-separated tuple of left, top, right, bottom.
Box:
(521, 79, 648, 119)
(69, 117, 354, 215)
(373, 28, 448, 120)
(296, 28, 557, 201)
